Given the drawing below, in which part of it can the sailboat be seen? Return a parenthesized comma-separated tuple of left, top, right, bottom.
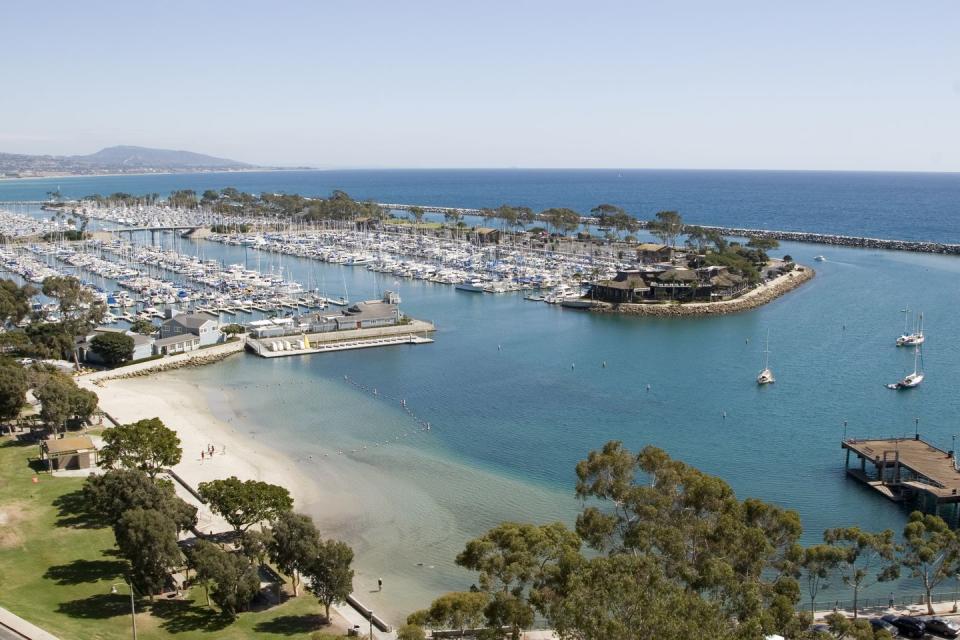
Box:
(888, 345, 924, 390)
(896, 311, 925, 347)
(757, 330, 775, 385)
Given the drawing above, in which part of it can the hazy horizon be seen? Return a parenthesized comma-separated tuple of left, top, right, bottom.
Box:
(4, 1, 959, 172)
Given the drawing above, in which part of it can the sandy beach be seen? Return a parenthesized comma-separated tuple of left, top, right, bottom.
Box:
(79, 373, 315, 524)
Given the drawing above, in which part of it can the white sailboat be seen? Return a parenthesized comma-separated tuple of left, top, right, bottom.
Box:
(888, 345, 924, 389)
(757, 330, 775, 385)
(896, 310, 924, 347)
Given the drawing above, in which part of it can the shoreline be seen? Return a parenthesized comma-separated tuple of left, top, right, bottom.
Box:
(590, 265, 814, 316)
(0, 168, 312, 183)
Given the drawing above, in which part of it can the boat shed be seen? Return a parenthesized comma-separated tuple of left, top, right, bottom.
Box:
(41, 436, 98, 471)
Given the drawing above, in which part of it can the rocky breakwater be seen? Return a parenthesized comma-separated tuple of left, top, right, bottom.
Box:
(591, 266, 814, 317)
(85, 339, 245, 386)
(701, 227, 960, 255)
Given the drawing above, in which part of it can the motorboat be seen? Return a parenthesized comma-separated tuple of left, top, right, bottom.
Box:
(455, 278, 486, 292)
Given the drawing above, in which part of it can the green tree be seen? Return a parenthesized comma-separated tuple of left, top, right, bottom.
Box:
(128, 318, 157, 335)
(239, 528, 273, 567)
(222, 323, 245, 335)
(899, 511, 960, 614)
(747, 236, 780, 251)
(189, 539, 260, 615)
(90, 332, 134, 366)
(304, 539, 355, 621)
(99, 417, 182, 479)
(823, 612, 875, 640)
(541, 208, 580, 236)
(573, 441, 803, 637)
(113, 508, 183, 599)
(547, 554, 732, 640)
(34, 372, 98, 435)
(408, 206, 426, 228)
(456, 522, 580, 640)
(823, 526, 899, 618)
(0, 279, 35, 327)
(199, 476, 293, 533)
(396, 623, 427, 640)
(0, 359, 28, 422)
(647, 210, 684, 249)
(424, 591, 488, 638)
(801, 544, 844, 615)
(589, 203, 620, 228)
(83, 469, 197, 531)
(41, 276, 106, 363)
(268, 511, 320, 596)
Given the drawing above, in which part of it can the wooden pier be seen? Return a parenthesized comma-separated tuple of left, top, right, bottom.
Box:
(842, 436, 960, 524)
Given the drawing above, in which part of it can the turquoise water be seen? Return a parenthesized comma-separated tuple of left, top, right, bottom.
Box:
(2, 168, 960, 241)
(160, 235, 960, 617)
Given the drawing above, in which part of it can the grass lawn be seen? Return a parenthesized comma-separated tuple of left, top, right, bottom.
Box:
(0, 436, 346, 640)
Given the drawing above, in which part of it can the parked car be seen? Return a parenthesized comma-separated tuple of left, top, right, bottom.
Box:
(869, 617, 899, 636)
(882, 614, 926, 638)
(925, 616, 960, 638)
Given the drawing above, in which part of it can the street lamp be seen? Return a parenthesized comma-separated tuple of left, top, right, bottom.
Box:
(368, 609, 373, 640)
(110, 579, 138, 640)
(843, 420, 848, 441)
(915, 416, 920, 440)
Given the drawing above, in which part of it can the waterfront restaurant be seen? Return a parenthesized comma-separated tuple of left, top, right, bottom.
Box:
(588, 270, 651, 303)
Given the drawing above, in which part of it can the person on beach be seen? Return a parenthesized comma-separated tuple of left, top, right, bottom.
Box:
(378, 578, 382, 592)
(201, 450, 205, 460)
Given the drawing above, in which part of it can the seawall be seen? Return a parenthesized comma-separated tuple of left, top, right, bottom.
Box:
(591, 266, 814, 317)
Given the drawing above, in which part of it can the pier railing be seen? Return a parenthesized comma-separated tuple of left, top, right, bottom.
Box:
(816, 589, 960, 617)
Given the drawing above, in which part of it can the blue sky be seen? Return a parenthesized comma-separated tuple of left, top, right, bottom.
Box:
(3, 1, 959, 171)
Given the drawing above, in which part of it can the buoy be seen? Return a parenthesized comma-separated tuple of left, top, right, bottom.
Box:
(571, 363, 575, 370)
(498, 344, 502, 351)
(646, 384, 651, 391)
(602, 361, 607, 368)
(722, 411, 727, 419)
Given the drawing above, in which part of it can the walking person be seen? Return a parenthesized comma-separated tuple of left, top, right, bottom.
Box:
(378, 578, 382, 592)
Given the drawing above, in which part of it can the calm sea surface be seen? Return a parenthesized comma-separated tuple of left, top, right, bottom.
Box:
(2, 168, 960, 241)
(3, 170, 960, 617)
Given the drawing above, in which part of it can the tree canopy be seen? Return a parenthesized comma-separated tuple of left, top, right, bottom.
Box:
(33, 371, 98, 434)
(304, 538, 355, 621)
(268, 510, 320, 596)
(99, 417, 183, 478)
(198, 476, 293, 532)
(113, 507, 183, 598)
(83, 468, 197, 532)
(90, 332, 134, 366)
(0, 359, 28, 422)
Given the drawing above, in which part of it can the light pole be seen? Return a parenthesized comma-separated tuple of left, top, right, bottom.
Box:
(368, 609, 373, 640)
(843, 420, 848, 441)
(110, 579, 137, 640)
(915, 416, 920, 440)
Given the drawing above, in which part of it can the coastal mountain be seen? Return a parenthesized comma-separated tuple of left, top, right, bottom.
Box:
(0, 145, 263, 177)
(74, 145, 251, 169)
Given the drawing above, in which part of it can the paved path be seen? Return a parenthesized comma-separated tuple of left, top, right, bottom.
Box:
(0, 606, 58, 640)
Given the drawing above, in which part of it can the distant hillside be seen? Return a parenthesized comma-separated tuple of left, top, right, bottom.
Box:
(0, 145, 264, 177)
(73, 145, 251, 169)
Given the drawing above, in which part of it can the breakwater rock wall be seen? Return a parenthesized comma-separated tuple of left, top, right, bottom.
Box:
(591, 266, 814, 317)
(84, 340, 245, 385)
(698, 226, 960, 255)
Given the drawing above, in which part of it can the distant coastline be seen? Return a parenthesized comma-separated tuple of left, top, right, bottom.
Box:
(0, 167, 313, 182)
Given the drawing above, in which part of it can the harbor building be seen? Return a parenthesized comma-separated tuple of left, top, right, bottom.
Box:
(159, 310, 223, 347)
(588, 270, 651, 303)
(78, 327, 155, 364)
(636, 243, 673, 264)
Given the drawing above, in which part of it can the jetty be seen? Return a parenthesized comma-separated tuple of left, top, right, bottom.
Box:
(842, 435, 960, 525)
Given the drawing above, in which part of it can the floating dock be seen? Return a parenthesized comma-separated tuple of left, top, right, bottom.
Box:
(842, 436, 960, 524)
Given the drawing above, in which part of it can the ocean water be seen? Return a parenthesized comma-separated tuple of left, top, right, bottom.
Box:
(2, 168, 960, 242)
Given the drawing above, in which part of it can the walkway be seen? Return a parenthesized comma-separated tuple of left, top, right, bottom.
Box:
(0, 606, 59, 640)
